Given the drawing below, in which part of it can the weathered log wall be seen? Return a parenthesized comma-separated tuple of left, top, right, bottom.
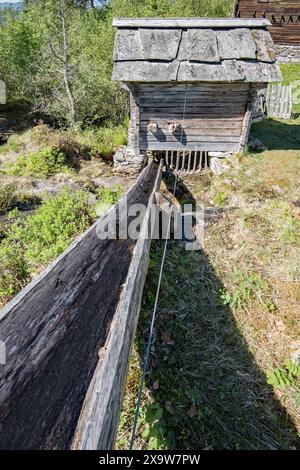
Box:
(139, 83, 249, 153)
(236, 0, 300, 45)
(0, 161, 160, 450)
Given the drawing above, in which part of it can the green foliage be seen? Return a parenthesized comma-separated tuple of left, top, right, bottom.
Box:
(214, 191, 228, 208)
(221, 269, 270, 310)
(95, 183, 123, 215)
(2, 147, 70, 178)
(139, 403, 168, 450)
(280, 64, 300, 84)
(97, 183, 123, 205)
(77, 123, 128, 160)
(0, 184, 16, 214)
(0, 188, 94, 302)
(267, 360, 300, 407)
(0, 0, 236, 128)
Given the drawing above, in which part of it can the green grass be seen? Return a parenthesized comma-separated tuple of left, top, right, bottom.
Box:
(251, 118, 300, 150)
(95, 184, 124, 216)
(281, 63, 300, 84)
(117, 242, 300, 450)
(0, 184, 16, 214)
(117, 116, 300, 450)
(280, 64, 300, 115)
(0, 122, 128, 163)
(1, 147, 71, 178)
(76, 123, 128, 161)
(0, 188, 95, 304)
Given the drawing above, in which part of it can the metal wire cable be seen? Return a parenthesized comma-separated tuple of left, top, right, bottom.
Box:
(129, 85, 188, 450)
(129, 172, 178, 450)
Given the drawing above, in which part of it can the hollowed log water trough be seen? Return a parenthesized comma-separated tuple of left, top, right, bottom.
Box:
(0, 161, 161, 450)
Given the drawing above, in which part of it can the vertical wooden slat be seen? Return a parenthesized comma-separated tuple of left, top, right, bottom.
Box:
(279, 85, 285, 119)
(181, 151, 186, 171)
(267, 83, 292, 120)
(205, 152, 209, 169)
(288, 85, 293, 119)
(175, 151, 180, 172)
(197, 151, 202, 171)
(170, 151, 174, 169)
(192, 151, 197, 172)
(275, 83, 281, 117)
(187, 151, 192, 173)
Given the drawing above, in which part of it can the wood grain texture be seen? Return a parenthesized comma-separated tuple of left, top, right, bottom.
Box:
(0, 162, 159, 450)
(236, 0, 300, 45)
(112, 18, 271, 28)
(138, 83, 247, 152)
(72, 161, 163, 450)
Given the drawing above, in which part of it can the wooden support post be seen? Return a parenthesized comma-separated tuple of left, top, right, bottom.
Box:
(125, 83, 140, 158)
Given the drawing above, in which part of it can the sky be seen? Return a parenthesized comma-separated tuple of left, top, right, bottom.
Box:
(0, 1, 22, 3)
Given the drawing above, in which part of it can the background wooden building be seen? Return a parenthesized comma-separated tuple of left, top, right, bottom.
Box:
(235, 1, 300, 61)
(112, 18, 281, 169)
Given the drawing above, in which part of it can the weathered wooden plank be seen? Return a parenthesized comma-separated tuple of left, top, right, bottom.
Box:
(140, 101, 248, 108)
(139, 94, 249, 100)
(72, 161, 163, 450)
(140, 118, 244, 127)
(141, 112, 245, 119)
(140, 127, 242, 136)
(238, 103, 252, 152)
(141, 141, 239, 151)
(140, 134, 240, 143)
(0, 162, 159, 450)
(112, 18, 271, 28)
(139, 83, 250, 92)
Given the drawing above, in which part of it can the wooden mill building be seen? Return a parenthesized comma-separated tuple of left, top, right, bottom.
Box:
(112, 18, 281, 171)
(235, 1, 300, 61)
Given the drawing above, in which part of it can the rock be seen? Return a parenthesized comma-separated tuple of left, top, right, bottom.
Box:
(113, 149, 125, 163)
(210, 157, 230, 176)
(132, 155, 145, 166)
(208, 151, 233, 159)
(248, 135, 266, 151)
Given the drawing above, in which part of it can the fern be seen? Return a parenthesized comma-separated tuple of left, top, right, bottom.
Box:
(267, 360, 300, 407)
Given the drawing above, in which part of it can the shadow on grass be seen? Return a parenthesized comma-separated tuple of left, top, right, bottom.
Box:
(251, 118, 300, 151)
(133, 177, 300, 450)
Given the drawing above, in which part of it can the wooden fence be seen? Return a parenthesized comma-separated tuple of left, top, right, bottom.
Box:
(266, 83, 293, 119)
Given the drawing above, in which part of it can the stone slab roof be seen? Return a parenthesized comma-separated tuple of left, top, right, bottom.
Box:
(112, 18, 282, 83)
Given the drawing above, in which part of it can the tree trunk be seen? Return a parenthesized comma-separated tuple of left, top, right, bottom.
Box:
(59, 3, 77, 127)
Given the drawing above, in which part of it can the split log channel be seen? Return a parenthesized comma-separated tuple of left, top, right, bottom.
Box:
(0, 161, 161, 450)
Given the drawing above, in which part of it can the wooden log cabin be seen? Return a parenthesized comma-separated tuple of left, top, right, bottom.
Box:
(235, 1, 300, 61)
(112, 18, 281, 169)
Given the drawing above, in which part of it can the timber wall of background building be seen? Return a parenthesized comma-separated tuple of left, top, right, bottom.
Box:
(138, 83, 249, 153)
(112, 18, 281, 163)
(236, 0, 300, 61)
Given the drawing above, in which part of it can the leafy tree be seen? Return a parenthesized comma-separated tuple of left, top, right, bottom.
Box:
(0, 0, 235, 128)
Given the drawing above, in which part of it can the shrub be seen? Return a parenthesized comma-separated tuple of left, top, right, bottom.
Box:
(77, 124, 128, 161)
(97, 184, 124, 205)
(2, 147, 70, 178)
(214, 191, 228, 208)
(95, 184, 124, 216)
(0, 188, 95, 303)
(0, 184, 17, 214)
